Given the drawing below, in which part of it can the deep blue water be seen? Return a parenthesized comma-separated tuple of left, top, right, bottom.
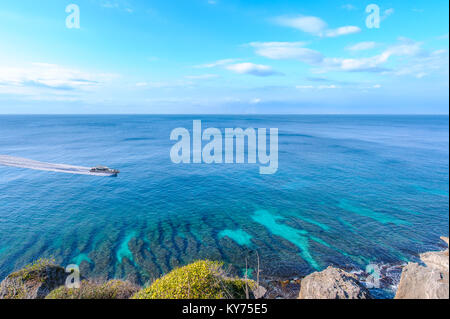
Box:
(0, 115, 448, 297)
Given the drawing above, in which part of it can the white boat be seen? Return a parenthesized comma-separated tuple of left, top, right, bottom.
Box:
(90, 166, 120, 176)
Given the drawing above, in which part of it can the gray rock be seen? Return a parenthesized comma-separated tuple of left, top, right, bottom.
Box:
(298, 266, 371, 299)
(0, 259, 67, 299)
(395, 237, 449, 299)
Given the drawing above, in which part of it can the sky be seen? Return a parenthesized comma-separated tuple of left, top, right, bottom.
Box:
(0, 0, 448, 114)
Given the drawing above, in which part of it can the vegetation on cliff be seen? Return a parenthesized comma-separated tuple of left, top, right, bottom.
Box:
(0, 259, 66, 299)
(132, 260, 255, 299)
(46, 279, 140, 299)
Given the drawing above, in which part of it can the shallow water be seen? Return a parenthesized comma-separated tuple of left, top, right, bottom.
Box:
(0, 115, 448, 297)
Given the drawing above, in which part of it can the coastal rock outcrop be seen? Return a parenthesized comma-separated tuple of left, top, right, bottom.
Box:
(395, 237, 449, 299)
(298, 266, 371, 299)
(0, 259, 67, 299)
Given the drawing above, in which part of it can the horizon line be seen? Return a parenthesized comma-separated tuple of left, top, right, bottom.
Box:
(0, 113, 449, 116)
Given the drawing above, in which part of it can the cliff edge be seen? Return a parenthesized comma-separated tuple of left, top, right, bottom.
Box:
(395, 237, 449, 299)
(298, 266, 372, 299)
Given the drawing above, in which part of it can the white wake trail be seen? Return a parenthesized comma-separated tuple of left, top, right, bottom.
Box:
(0, 155, 114, 176)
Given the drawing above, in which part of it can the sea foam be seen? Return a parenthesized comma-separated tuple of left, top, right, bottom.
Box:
(0, 155, 113, 176)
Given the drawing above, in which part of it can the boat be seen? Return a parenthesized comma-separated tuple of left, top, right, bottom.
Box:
(90, 166, 120, 176)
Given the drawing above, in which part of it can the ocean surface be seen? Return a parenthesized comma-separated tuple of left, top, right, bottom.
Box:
(0, 115, 448, 298)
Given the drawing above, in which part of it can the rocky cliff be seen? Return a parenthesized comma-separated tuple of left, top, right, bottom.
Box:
(395, 237, 449, 299)
(298, 266, 372, 299)
(0, 259, 67, 299)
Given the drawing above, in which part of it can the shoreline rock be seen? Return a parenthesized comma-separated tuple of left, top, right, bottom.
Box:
(395, 237, 449, 299)
(298, 266, 372, 299)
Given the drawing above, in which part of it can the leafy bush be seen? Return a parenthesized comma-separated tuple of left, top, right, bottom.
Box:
(46, 279, 140, 299)
(132, 260, 254, 299)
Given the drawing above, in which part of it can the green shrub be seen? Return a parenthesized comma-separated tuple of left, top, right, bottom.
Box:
(132, 260, 255, 299)
(46, 279, 140, 299)
(8, 258, 55, 281)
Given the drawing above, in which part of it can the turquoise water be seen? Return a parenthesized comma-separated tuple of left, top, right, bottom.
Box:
(218, 229, 253, 247)
(0, 115, 448, 294)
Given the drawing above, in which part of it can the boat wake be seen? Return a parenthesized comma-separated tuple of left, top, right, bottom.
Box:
(0, 155, 115, 177)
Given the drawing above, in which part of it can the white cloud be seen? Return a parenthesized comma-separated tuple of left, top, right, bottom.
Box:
(0, 63, 111, 91)
(325, 26, 361, 38)
(184, 74, 219, 80)
(134, 80, 193, 89)
(392, 49, 449, 78)
(194, 58, 282, 77)
(342, 4, 356, 10)
(194, 59, 238, 68)
(101, 1, 119, 9)
(249, 42, 323, 64)
(321, 56, 386, 73)
(385, 38, 424, 56)
(382, 8, 395, 20)
(295, 84, 339, 89)
(246, 37, 440, 78)
(247, 36, 445, 78)
(296, 83, 384, 91)
(0, 62, 118, 102)
(100, 0, 133, 13)
(318, 39, 428, 73)
(318, 85, 338, 89)
(347, 41, 377, 51)
(275, 15, 361, 38)
(275, 16, 327, 35)
(226, 63, 281, 76)
(250, 98, 262, 104)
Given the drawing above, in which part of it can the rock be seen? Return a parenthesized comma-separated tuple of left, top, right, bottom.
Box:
(395, 237, 449, 299)
(46, 279, 140, 299)
(298, 266, 371, 299)
(0, 259, 67, 299)
(253, 285, 267, 299)
(420, 250, 449, 271)
(262, 279, 301, 299)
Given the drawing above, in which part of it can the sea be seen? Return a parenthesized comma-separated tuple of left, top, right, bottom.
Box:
(0, 115, 448, 298)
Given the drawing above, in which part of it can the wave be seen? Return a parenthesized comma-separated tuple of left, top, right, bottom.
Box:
(0, 155, 113, 176)
(350, 261, 405, 298)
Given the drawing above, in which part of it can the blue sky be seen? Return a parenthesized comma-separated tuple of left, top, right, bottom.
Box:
(0, 0, 448, 114)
